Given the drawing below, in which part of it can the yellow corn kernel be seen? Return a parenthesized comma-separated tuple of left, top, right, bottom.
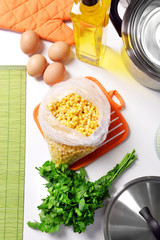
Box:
(45, 135, 97, 165)
(47, 103, 53, 111)
(47, 93, 99, 137)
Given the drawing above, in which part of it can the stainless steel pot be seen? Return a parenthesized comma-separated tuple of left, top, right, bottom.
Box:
(119, 0, 131, 8)
(104, 176, 160, 240)
(110, 0, 160, 91)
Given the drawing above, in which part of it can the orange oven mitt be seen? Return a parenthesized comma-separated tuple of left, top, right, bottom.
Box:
(0, 0, 74, 45)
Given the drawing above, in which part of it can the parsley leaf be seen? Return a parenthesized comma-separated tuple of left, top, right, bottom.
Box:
(28, 149, 136, 234)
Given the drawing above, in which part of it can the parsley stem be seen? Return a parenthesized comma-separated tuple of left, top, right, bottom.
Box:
(109, 149, 136, 183)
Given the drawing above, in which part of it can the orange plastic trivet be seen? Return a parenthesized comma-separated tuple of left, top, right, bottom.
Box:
(33, 77, 129, 170)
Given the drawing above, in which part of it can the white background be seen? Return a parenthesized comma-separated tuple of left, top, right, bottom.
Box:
(0, 4, 160, 240)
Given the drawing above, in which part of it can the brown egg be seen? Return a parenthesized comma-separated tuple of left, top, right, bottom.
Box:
(20, 30, 40, 54)
(48, 41, 70, 62)
(43, 62, 65, 86)
(27, 54, 47, 77)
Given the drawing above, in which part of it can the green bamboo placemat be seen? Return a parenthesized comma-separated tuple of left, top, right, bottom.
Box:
(0, 66, 26, 240)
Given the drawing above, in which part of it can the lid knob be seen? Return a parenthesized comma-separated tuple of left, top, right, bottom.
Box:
(139, 207, 160, 240)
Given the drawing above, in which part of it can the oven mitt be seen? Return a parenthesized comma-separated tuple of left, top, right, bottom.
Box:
(0, 0, 74, 45)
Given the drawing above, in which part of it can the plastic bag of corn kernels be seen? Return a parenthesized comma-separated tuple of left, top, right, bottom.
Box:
(38, 77, 110, 166)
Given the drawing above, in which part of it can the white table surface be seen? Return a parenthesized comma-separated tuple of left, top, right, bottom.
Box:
(0, 6, 160, 240)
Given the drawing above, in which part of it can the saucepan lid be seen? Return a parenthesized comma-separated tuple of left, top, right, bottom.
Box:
(104, 176, 160, 240)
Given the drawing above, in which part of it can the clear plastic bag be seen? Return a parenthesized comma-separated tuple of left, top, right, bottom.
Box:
(38, 77, 110, 165)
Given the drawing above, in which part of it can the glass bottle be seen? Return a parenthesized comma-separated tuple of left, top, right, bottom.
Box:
(70, 0, 111, 66)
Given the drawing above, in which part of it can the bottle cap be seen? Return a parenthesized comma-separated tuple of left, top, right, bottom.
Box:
(82, 0, 98, 6)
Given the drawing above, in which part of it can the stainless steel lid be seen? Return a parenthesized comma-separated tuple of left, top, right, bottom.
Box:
(104, 177, 160, 240)
(122, 0, 160, 81)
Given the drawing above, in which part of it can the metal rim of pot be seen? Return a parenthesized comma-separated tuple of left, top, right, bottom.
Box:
(103, 176, 160, 240)
(109, 0, 160, 86)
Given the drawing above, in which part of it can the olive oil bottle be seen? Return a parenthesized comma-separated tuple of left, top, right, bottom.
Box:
(70, 0, 111, 66)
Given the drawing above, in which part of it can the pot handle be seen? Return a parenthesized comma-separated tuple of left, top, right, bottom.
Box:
(139, 207, 160, 240)
(110, 0, 122, 37)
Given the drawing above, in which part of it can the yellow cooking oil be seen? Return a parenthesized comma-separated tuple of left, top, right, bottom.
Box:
(70, 0, 111, 66)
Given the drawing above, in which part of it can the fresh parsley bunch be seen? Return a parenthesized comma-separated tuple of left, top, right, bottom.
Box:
(28, 149, 136, 234)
